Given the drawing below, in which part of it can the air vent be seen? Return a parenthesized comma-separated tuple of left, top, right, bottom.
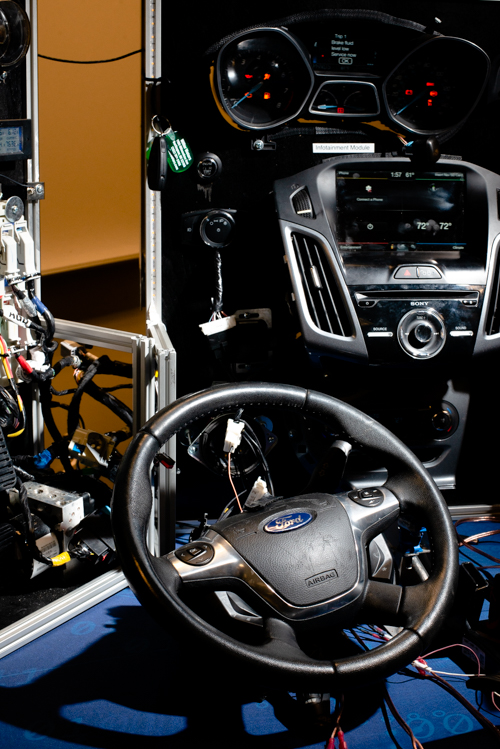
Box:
(292, 188, 314, 219)
(291, 232, 351, 337)
(486, 251, 500, 335)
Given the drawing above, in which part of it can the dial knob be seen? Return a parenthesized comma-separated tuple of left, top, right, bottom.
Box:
(397, 308, 446, 359)
(413, 323, 433, 345)
(200, 210, 235, 248)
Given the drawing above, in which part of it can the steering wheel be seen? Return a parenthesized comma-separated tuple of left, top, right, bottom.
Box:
(112, 382, 458, 690)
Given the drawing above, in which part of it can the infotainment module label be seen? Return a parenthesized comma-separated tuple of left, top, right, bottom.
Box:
(313, 143, 375, 153)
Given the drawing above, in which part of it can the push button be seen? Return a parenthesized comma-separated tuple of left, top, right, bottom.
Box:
(417, 266, 441, 279)
(348, 488, 384, 507)
(394, 266, 418, 279)
(175, 542, 215, 566)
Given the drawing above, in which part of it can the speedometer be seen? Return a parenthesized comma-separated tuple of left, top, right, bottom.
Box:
(216, 28, 314, 130)
(384, 36, 489, 135)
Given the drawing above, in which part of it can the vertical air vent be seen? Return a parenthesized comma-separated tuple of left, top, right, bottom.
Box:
(292, 188, 315, 219)
(486, 251, 500, 335)
(291, 232, 351, 337)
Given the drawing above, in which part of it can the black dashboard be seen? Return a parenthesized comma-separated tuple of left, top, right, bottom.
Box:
(157, 2, 500, 494)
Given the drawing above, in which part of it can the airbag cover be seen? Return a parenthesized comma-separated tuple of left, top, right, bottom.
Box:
(213, 494, 358, 607)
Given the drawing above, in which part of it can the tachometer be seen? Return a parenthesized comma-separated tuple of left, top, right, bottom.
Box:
(384, 36, 489, 135)
(216, 28, 314, 130)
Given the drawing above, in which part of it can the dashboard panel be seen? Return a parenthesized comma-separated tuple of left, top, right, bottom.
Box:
(275, 157, 497, 365)
(212, 15, 490, 137)
(158, 2, 500, 492)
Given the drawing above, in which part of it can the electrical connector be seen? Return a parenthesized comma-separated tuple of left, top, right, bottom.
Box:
(199, 314, 236, 336)
(245, 476, 268, 508)
(337, 729, 348, 749)
(223, 418, 244, 453)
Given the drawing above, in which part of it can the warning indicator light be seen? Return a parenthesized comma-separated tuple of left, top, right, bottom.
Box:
(426, 82, 435, 87)
(429, 90, 438, 97)
(405, 90, 413, 96)
(264, 92, 271, 100)
(263, 73, 271, 81)
(337, 107, 344, 113)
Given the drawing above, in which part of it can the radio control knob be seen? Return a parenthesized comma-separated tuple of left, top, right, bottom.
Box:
(397, 308, 446, 359)
(414, 323, 433, 344)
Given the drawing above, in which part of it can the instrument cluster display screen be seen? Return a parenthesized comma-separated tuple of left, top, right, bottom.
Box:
(335, 170, 466, 253)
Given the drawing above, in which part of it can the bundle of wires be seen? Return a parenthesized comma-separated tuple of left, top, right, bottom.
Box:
(0, 335, 25, 438)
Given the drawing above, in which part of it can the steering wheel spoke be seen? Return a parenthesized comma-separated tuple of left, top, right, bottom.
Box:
(362, 578, 405, 625)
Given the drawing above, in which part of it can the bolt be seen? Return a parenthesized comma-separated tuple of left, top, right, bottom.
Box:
(254, 140, 264, 151)
(35, 184, 44, 195)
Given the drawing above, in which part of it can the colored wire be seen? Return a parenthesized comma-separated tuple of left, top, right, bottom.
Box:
(382, 686, 424, 749)
(227, 453, 243, 512)
(421, 644, 482, 676)
(0, 335, 25, 437)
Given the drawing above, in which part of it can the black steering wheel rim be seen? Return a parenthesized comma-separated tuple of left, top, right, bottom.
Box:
(112, 382, 458, 690)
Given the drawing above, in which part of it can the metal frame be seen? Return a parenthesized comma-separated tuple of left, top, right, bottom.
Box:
(144, 0, 162, 316)
(0, 0, 178, 659)
(0, 319, 167, 659)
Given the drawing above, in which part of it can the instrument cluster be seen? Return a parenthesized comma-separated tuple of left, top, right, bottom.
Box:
(213, 19, 490, 137)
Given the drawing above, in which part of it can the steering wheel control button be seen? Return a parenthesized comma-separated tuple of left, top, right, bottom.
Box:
(175, 543, 214, 565)
(397, 307, 446, 359)
(394, 266, 418, 279)
(348, 488, 384, 507)
(200, 210, 236, 248)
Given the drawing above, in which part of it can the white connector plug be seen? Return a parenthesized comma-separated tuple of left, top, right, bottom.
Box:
(246, 477, 268, 506)
(199, 315, 236, 336)
(223, 418, 245, 453)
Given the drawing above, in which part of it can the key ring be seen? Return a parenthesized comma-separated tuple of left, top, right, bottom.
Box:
(152, 115, 172, 136)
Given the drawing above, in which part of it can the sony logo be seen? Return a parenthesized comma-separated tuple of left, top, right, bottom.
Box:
(410, 301, 429, 306)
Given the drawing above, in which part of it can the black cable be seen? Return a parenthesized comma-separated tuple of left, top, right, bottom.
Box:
(0, 173, 28, 188)
(38, 49, 143, 64)
(410, 669, 500, 743)
(83, 381, 133, 429)
(239, 419, 275, 494)
(50, 386, 77, 396)
(380, 699, 405, 749)
(52, 356, 79, 376)
(67, 360, 100, 438)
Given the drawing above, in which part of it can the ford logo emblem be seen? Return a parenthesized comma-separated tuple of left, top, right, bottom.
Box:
(264, 512, 313, 533)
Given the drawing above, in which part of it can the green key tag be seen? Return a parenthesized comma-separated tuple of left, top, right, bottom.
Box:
(164, 129, 193, 173)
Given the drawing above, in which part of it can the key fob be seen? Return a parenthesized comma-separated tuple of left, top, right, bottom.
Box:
(147, 136, 168, 191)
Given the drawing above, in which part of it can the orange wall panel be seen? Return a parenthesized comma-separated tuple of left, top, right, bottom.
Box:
(37, 0, 142, 274)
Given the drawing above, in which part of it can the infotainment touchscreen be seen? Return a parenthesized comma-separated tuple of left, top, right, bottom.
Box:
(335, 170, 465, 253)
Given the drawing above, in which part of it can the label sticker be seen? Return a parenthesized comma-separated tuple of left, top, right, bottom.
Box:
(313, 142, 375, 154)
(165, 130, 193, 173)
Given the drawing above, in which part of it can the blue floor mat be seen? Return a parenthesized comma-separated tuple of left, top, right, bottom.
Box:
(0, 584, 499, 749)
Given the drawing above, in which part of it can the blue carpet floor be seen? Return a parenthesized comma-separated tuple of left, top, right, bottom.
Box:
(0, 520, 499, 748)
